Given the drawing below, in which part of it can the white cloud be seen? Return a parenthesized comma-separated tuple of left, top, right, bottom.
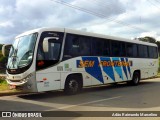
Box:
(0, 0, 160, 44)
(140, 31, 160, 41)
(0, 21, 14, 27)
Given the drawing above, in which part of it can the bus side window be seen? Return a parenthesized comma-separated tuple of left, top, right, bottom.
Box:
(103, 40, 110, 56)
(133, 44, 138, 57)
(153, 47, 158, 58)
(70, 37, 80, 57)
(64, 34, 79, 58)
(111, 41, 120, 57)
(64, 34, 81, 59)
(126, 43, 133, 57)
(120, 42, 126, 57)
(92, 38, 110, 56)
(148, 46, 153, 58)
(138, 45, 148, 58)
(111, 41, 126, 57)
(64, 34, 91, 60)
(92, 38, 104, 56)
(143, 45, 148, 58)
(126, 43, 138, 57)
(138, 45, 143, 58)
(79, 36, 91, 56)
(149, 46, 158, 58)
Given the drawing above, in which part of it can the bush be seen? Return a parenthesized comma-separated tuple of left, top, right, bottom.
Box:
(0, 79, 7, 85)
(0, 56, 7, 65)
(159, 58, 160, 72)
(0, 56, 7, 73)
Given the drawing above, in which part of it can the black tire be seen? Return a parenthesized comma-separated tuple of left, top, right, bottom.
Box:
(128, 72, 140, 86)
(64, 76, 82, 95)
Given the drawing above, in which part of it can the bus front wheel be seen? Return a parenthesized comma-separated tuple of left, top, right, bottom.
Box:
(64, 76, 82, 95)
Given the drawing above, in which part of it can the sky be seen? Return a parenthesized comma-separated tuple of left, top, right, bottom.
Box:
(0, 0, 160, 44)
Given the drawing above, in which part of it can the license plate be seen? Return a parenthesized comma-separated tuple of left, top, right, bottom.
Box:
(9, 85, 16, 89)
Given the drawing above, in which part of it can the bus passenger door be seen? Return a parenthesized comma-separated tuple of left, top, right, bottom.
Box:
(35, 31, 64, 92)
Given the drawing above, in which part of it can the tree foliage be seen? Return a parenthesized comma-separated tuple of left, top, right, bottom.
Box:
(138, 36, 156, 43)
(0, 44, 3, 50)
(0, 44, 7, 73)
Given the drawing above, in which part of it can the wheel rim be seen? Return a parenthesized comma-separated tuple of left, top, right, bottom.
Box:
(69, 80, 79, 92)
(134, 76, 139, 83)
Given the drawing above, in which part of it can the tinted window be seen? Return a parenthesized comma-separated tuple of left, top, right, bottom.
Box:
(138, 45, 148, 58)
(153, 47, 158, 58)
(92, 38, 110, 56)
(79, 36, 91, 56)
(148, 46, 158, 58)
(125, 43, 138, 57)
(126, 43, 133, 57)
(103, 40, 110, 56)
(133, 44, 138, 57)
(63, 34, 91, 59)
(143, 45, 148, 58)
(111, 41, 126, 57)
(148, 46, 154, 58)
(138, 45, 143, 57)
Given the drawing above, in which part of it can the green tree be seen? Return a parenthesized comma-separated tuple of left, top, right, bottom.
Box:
(156, 41, 160, 55)
(0, 44, 3, 50)
(0, 56, 7, 64)
(0, 44, 3, 58)
(0, 44, 7, 73)
(138, 36, 156, 43)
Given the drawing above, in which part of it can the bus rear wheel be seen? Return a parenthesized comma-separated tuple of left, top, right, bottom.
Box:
(64, 76, 82, 95)
(128, 72, 140, 86)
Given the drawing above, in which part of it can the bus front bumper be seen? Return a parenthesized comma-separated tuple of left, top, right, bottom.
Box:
(6, 74, 38, 92)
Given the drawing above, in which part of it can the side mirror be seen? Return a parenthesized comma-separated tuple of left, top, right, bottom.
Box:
(43, 37, 59, 52)
(2, 44, 12, 57)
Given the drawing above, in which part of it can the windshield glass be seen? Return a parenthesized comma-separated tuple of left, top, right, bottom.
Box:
(7, 33, 38, 69)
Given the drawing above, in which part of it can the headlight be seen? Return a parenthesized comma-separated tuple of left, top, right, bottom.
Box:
(21, 73, 33, 83)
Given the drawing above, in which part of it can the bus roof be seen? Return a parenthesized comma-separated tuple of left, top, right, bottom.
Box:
(16, 27, 157, 47)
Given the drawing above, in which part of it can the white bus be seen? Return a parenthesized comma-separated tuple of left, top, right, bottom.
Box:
(4, 27, 158, 94)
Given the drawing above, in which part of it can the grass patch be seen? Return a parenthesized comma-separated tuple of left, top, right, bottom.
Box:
(157, 72, 160, 77)
(0, 78, 9, 91)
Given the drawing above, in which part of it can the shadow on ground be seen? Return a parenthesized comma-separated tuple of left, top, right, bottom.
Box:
(17, 80, 160, 109)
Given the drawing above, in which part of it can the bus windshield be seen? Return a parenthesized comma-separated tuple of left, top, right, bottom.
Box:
(7, 33, 38, 69)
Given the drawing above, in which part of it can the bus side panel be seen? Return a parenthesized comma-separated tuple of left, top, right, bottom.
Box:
(60, 57, 134, 88)
(147, 58, 158, 78)
(98, 57, 133, 83)
(130, 58, 158, 79)
(35, 56, 158, 92)
(60, 57, 92, 89)
(36, 68, 61, 92)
